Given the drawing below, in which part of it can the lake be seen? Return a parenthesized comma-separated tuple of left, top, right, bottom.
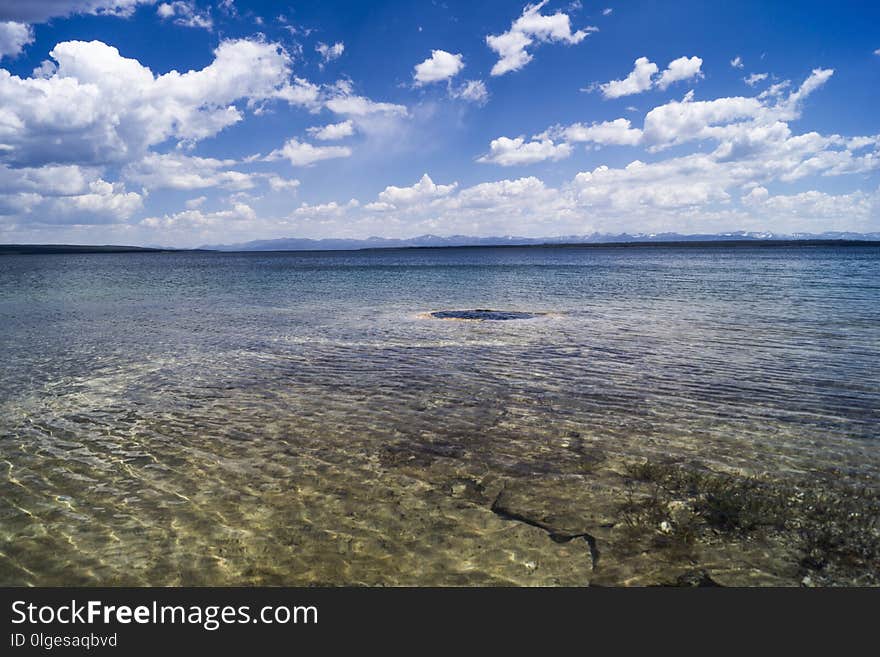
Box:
(1, 244, 878, 585)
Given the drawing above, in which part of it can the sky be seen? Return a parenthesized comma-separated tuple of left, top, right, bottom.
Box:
(0, 0, 878, 247)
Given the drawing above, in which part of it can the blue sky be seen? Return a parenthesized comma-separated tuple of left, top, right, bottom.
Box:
(0, 0, 878, 246)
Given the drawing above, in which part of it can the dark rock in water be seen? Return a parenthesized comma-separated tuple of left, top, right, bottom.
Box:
(669, 569, 722, 587)
(430, 309, 544, 321)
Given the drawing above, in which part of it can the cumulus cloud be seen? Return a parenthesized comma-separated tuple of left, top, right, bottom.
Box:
(141, 200, 256, 232)
(264, 138, 351, 167)
(487, 1, 593, 76)
(597, 55, 702, 98)
(290, 153, 877, 240)
(634, 69, 834, 150)
(744, 72, 769, 87)
(544, 118, 643, 146)
(0, 21, 33, 59)
(123, 152, 256, 190)
(0, 1, 155, 22)
(170, 66, 868, 240)
(311, 81, 409, 143)
(743, 188, 876, 225)
(730, 56, 743, 69)
(0, 38, 294, 167)
(324, 94, 407, 117)
(292, 199, 359, 218)
(782, 67, 834, 112)
(267, 175, 300, 192)
(598, 56, 658, 98)
(306, 120, 355, 140)
(377, 173, 457, 206)
(655, 55, 703, 90)
(273, 77, 323, 110)
(457, 65, 876, 236)
(478, 136, 572, 166)
(413, 49, 464, 85)
(323, 80, 408, 117)
(451, 79, 489, 105)
(52, 179, 143, 220)
(156, 1, 212, 30)
(316, 41, 344, 65)
(758, 80, 791, 99)
(1, 9, 874, 247)
(0, 163, 142, 224)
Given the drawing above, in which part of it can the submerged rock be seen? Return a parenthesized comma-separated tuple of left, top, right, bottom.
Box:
(429, 309, 544, 321)
(673, 570, 723, 587)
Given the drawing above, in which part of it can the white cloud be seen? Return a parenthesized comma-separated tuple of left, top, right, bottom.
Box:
(451, 79, 489, 105)
(264, 138, 351, 167)
(156, 1, 211, 29)
(292, 199, 359, 217)
(487, 1, 593, 76)
(730, 56, 744, 69)
(377, 173, 457, 206)
(0, 163, 97, 200)
(640, 92, 763, 149)
(478, 136, 572, 166)
(598, 55, 702, 98)
(638, 69, 835, 150)
(0, 1, 155, 22)
(0, 38, 294, 167)
(0, 21, 33, 60)
(744, 72, 768, 87)
(141, 200, 256, 231)
(781, 68, 834, 115)
(599, 56, 658, 98)
(0, 164, 142, 224)
(267, 176, 300, 192)
(306, 120, 355, 140)
(874, 48, 880, 56)
(758, 80, 791, 99)
(323, 81, 408, 117)
(316, 41, 344, 64)
(54, 179, 143, 219)
(745, 188, 876, 226)
(460, 66, 876, 235)
(602, 8, 613, 16)
(655, 55, 703, 90)
(572, 160, 732, 211)
(546, 118, 642, 145)
(350, 158, 875, 238)
(314, 81, 409, 143)
(274, 77, 322, 110)
(123, 152, 256, 190)
(413, 49, 464, 86)
(2, 16, 874, 248)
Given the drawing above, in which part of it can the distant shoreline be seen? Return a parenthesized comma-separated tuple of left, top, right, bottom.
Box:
(0, 244, 204, 255)
(3, 239, 880, 256)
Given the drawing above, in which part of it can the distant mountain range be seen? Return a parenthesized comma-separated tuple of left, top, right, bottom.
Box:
(4, 232, 879, 256)
(202, 231, 880, 251)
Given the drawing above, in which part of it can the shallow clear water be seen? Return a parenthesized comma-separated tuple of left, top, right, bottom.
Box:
(1, 245, 878, 585)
